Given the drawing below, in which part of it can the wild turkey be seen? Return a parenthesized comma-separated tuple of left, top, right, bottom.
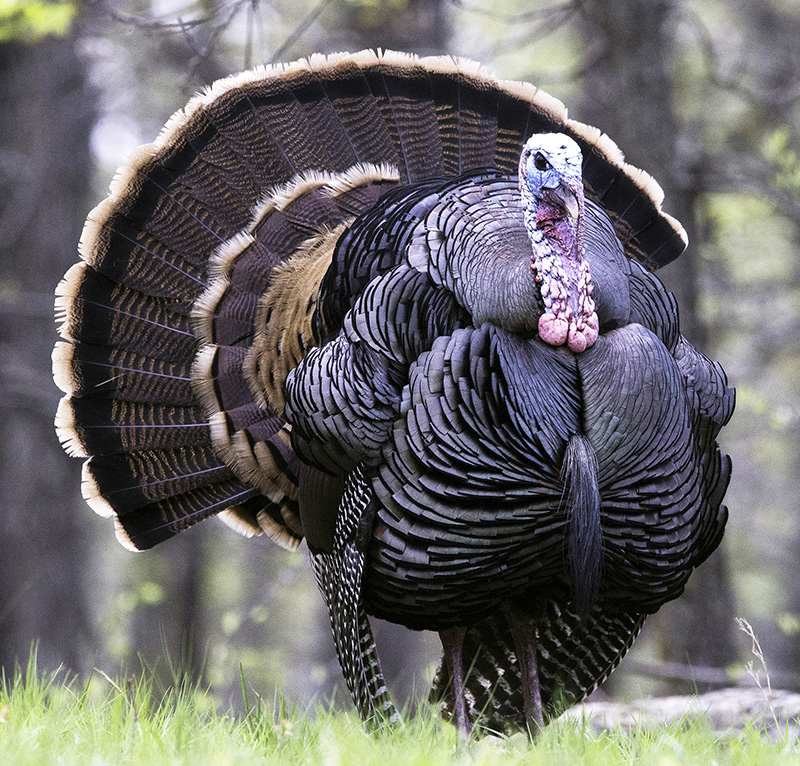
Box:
(53, 50, 733, 735)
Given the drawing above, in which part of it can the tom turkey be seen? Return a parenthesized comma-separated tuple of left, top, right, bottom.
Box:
(53, 50, 733, 735)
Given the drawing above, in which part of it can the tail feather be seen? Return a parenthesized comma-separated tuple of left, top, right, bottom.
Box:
(247, 76, 349, 174)
(56, 398, 209, 456)
(167, 109, 261, 207)
(83, 208, 209, 301)
(493, 88, 537, 171)
(194, 75, 296, 183)
(281, 76, 361, 171)
(317, 56, 400, 169)
(366, 63, 443, 182)
(112, 479, 261, 551)
(563, 434, 603, 618)
(218, 493, 302, 550)
(189, 166, 404, 523)
(429, 67, 499, 173)
(84, 446, 232, 514)
(56, 263, 194, 361)
(53, 342, 194, 406)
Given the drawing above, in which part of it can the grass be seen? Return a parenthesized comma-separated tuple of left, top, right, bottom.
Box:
(2, 654, 800, 766)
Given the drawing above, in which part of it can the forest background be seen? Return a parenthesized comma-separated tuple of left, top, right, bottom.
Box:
(1, 0, 799, 715)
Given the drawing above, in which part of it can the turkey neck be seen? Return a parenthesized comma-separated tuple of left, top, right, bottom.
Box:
(535, 198, 582, 270)
(535, 198, 586, 323)
(527, 193, 599, 353)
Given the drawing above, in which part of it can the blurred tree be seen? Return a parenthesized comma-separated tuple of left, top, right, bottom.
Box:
(339, 0, 448, 54)
(720, 0, 800, 690)
(0, 2, 94, 673)
(576, 0, 739, 692)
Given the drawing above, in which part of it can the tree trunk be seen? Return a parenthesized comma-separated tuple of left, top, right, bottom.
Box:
(0, 24, 96, 674)
(728, 0, 800, 691)
(338, 0, 449, 55)
(577, 0, 738, 692)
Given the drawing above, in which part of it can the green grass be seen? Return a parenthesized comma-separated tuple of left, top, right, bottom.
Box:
(1, 655, 799, 766)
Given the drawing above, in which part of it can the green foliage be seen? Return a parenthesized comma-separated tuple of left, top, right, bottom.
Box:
(0, 0, 76, 43)
(704, 192, 796, 286)
(1, 655, 800, 766)
(764, 129, 800, 193)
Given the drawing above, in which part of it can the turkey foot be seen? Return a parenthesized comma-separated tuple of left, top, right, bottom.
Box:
(506, 607, 544, 736)
(439, 626, 470, 738)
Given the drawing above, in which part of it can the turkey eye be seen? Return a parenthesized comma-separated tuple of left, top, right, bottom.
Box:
(534, 152, 549, 171)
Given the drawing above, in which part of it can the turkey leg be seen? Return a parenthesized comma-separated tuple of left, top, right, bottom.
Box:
(439, 626, 470, 737)
(507, 607, 544, 735)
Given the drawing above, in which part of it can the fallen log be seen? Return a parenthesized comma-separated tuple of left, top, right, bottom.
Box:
(563, 688, 800, 739)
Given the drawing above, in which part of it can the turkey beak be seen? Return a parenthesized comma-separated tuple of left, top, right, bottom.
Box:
(551, 183, 580, 221)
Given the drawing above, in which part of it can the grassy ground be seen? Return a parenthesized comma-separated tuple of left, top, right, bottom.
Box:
(2, 657, 799, 766)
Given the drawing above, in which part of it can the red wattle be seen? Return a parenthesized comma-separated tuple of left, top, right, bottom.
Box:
(538, 314, 569, 346)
